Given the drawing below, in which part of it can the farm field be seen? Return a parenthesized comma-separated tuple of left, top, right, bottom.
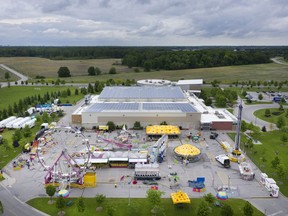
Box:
(0, 57, 288, 83)
(27, 197, 264, 216)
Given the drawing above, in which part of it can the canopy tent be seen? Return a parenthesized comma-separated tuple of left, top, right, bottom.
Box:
(146, 125, 181, 135)
(171, 190, 191, 205)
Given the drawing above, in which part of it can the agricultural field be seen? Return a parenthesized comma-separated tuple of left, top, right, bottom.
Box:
(0, 67, 18, 82)
(27, 197, 264, 216)
(1, 57, 288, 83)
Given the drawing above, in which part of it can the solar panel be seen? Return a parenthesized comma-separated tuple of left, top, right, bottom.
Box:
(86, 103, 139, 112)
(142, 103, 197, 112)
(98, 86, 185, 100)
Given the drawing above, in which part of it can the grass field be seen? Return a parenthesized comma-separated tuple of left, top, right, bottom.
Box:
(228, 130, 288, 196)
(27, 197, 264, 216)
(254, 108, 288, 126)
(0, 67, 18, 82)
(1, 57, 288, 83)
(0, 86, 82, 111)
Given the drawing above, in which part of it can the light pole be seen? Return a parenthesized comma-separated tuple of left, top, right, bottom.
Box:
(228, 175, 231, 190)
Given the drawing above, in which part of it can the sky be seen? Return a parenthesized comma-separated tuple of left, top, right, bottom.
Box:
(0, 0, 288, 46)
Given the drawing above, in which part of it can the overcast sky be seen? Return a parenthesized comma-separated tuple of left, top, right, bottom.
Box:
(0, 0, 287, 46)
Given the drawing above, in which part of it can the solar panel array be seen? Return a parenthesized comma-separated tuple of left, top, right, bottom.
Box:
(86, 103, 138, 112)
(86, 102, 197, 113)
(143, 103, 197, 112)
(98, 86, 185, 99)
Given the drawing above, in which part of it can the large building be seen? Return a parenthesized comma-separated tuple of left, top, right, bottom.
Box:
(72, 83, 237, 130)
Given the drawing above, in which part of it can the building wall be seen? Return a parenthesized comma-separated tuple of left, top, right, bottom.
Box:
(81, 112, 201, 129)
(211, 122, 233, 130)
(72, 114, 82, 124)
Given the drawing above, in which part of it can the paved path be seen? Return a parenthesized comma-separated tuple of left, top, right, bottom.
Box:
(271, 57, 288, 66)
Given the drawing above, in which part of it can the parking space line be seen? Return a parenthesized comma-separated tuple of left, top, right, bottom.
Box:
(206, 152, 216, 165)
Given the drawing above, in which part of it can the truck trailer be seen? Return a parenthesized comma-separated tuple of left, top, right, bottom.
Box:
(215, 154, 230, 168)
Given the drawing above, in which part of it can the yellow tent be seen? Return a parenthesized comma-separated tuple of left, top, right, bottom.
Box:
(171, 190, 191, 204)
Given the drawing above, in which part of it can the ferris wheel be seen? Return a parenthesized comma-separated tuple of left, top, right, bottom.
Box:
(36, 125, 91, 186)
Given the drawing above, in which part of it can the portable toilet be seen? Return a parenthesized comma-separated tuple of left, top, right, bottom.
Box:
(260, 173, 268, 185)
(265, 178, 276, 191)
(270, 184, 279, 198)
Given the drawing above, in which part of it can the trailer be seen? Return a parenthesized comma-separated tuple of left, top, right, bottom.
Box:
(22, 119, 36, 128)
(134, 163, 161, 180)
(13, 117, 31, 129)
(6, 117, 24, 129)
(215, 154, 230, 168)
(239, 162, 255, 180)
(265, 178, 276, 192)
(0, 116, 16, 128)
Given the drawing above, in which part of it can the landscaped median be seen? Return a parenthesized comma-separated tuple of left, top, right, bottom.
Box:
(27, 197, 264, 216)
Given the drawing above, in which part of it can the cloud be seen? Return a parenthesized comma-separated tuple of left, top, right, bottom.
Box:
(0, 0, 287, 45)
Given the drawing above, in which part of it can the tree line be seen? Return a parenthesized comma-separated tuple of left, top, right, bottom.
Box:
(122, 49, 272, 71)
(0, 90, 71, 121)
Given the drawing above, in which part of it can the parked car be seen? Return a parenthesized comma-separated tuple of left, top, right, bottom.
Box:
(210, 132, 219, 139)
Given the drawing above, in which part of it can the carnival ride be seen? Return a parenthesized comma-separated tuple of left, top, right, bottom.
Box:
(150, 135, 168, 163)
(227, 102, 246, 162)
(35, 125, 93, 193)
(174, 144, 201, 163)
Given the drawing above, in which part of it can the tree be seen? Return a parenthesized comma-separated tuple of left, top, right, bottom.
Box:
(109, 67, 117, 74)
(146, 189, 165, 214)
(57, 67, 71, 77)
(107, 203, 116, 216)
(258, 93, 263, 100)
(75, 88, 79, 95)
(271, 156, 280, 168)
(221, 204, 233, 216)
(203, 193, 215, 204)
(22, 125, 32, 138)
(12, 129, 22, 142)
(106, 121, 116, 131)
(42, 112, 50, 123)
(77, 196, 85, 213)
(276, 164, 286, 179)
(196, 200, 211, 216)
(88, 66, 96, 76)
(56, 195, 66, 216)
(281, 134, 288, 143)
(5, 72, 10, 81)
(243, 201, 253, 216)
(276, 116, 286, 129)
(46, 185, 56, 204)
(95, 67, 102, 75)
(95, 194, 106, 206)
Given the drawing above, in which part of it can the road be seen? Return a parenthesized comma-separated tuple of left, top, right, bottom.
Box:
(0, 183, 48, 216)
(0, 64, 29, 87)
(271, 58, 288, 66)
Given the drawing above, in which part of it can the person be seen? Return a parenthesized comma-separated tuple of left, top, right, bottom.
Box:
(114, 183, 117, 188)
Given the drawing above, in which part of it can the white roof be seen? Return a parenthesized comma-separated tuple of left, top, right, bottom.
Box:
(129, 158, 147, 163)
(177, 79, 203, 85)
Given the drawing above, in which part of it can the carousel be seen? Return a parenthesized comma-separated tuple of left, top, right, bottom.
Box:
(174, 144, 201, 163)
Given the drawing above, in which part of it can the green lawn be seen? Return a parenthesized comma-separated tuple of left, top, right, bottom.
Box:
(0, 119, 57, 169)
(0, 86, 82, 110)
(228, 130, 288, 196)
(1, 57, 288, 83)
(254, 108, 288, 126)
(27, 197, 264, 216)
